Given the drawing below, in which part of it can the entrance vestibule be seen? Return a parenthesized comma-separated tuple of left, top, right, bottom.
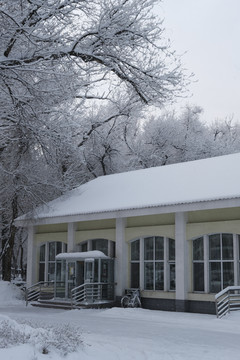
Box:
(55, 251, 114, 299)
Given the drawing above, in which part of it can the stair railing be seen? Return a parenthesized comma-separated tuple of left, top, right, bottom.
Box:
(25, 281, 55, 306)
(71, 282, 114, 308)
(215, 286, 240, 318)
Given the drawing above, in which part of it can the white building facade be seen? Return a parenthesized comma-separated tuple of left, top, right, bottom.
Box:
(16, 153, 240, 314)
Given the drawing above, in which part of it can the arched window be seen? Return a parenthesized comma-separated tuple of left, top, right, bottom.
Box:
(130, 236, 175, 291)
(192, 237, 204, 292)
(39, 242, 67, 282)
(78, 239, 115, 257)
(92, 239, 108, 255)
(192, 233, 239, 293)
(209, 233, 234, 292)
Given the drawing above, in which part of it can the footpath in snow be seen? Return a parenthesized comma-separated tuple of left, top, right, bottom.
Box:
(0, 281, 239, 360)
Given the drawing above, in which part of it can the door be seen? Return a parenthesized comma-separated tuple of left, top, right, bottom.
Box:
(67, 262, 76, 298)
(84, 259, 95, 301)
(84, 259, 94, 283)
(100, 259, 114, 300)
(76, 261, 84, 287)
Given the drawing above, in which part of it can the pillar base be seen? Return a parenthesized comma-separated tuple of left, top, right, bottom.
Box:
(175, 299, 188, 312)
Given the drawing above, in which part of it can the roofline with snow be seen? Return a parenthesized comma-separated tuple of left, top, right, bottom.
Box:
(14, 197, 240, 227)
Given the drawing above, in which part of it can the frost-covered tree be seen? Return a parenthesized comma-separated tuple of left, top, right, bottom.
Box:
(0, 0, 187, 280)
(75, 97, 141, 179)
(211, 117, 240, 156)
(1, 0, 185, 107)
(128, 111, 178, 168)
(171, 106, 213, 162)
(128, 105, 240, 170)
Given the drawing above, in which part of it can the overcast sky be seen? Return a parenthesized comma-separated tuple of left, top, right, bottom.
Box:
(158, 0, 240, 123)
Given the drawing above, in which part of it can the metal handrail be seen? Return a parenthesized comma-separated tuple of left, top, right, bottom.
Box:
(71, 282, 114, 308)
(25, 281, 63, 306)
(215, 286, 240, 318)
(26, 281, 115, 307)
(26, 281, 45, 306)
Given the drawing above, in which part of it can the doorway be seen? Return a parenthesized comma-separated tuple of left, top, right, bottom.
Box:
(55, 252, 114, 301)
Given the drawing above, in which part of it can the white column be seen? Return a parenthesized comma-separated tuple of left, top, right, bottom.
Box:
(233, 234, 238, 286)
(26, 225, 36, 287)
(175, 212, 188, 310)
(115, 218, 127, 297)
(68, 222, 77, 252)
(164, 237, 168, 291)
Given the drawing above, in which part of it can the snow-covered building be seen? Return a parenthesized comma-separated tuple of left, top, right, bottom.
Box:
(15, 153, 240, 314)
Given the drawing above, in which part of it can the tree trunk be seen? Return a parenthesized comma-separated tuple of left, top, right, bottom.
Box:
(1, 195, 18, 281)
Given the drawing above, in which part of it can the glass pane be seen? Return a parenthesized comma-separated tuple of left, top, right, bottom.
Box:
(193, 262, 204, 291)
(209, 234, 221, 260)
(92, 239, 108, 255)
(144, 262, 153, 290)
(155, 237, 164, 260)
(239, 235, 240, 259)
(39, 263, 45, 282)
(169, 238, 175, 261)
(56, 261, 65, 282)
(169, 264, 176, 290)
(131, 240, 140, 261)
(85, 261, 93, 282)
(111, 242, 116, 258)
(48, 262, 55, 282)
(155, 262, 164, 290)
(144, 237, 154, 260)
(131, 263, 139, 288)
(81, 242, 88, 252)
(101, 260, 111, 283)
(223, 262, 234, 288)
(68, 282, 75, 295)
(94, 259, 98, 282)
(193, 237, 204, 261)
(109, 259, 114, 283)
(222, 234, 233, 260)
(209, 262, 221, 293)
(56, 242, 62, 255)
(76, 261, 84, 286)
(55, 270, 65, 298)
(48, 242, 56, 261)
(68, 262, 75, 281)
(40, 244, 45, 262)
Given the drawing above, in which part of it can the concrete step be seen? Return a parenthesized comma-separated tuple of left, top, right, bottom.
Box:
(31, 300, 73, 310)
(30, 299, 115, 310)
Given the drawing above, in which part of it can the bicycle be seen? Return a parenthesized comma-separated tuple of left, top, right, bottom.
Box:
(121, 289, 142, 308)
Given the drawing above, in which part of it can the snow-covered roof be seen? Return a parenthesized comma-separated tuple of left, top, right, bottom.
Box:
(56, 251, 109, 261)
(16, 153, 240, 222)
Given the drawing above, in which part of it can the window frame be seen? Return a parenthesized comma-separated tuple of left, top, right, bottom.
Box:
(192, 233, 239, 294)
(78, 239, 115, 258)
(39, 242, 67, 283)
(130, 236, 175, 291)
(192, 236, 204, 292)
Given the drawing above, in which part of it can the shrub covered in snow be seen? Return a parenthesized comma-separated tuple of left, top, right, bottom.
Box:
(0, 281, 25, 304)
(0, 315, 83, 356)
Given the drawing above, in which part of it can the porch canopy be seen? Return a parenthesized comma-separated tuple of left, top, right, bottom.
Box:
(56, 250, 110, 261)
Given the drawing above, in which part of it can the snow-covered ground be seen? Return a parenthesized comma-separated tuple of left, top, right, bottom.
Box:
(0, 281, 239, 360)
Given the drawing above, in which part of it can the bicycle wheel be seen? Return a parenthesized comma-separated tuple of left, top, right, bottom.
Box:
(121, 295, 130, 308)
(133, 296, 141, 308)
